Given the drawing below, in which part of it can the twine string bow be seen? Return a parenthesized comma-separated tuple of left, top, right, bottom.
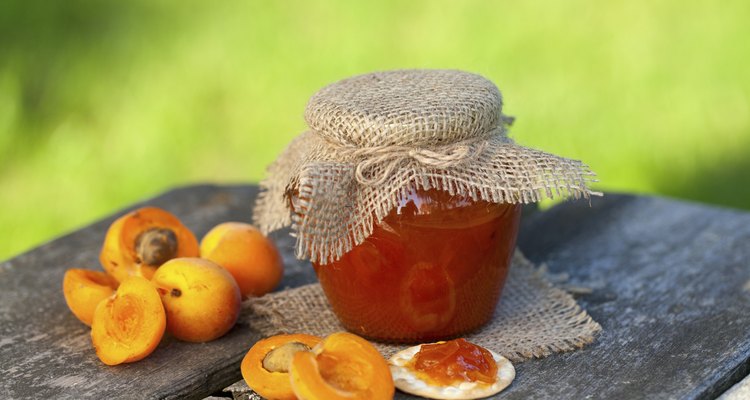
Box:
(325, 116, 513, 186)
(350, 139, 489, 186)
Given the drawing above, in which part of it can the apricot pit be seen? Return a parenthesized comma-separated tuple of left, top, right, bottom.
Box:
(135, 227, 178, 266)
(262, 341, 312, 373)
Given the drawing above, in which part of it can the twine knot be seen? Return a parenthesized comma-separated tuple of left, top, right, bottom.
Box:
(351, 139, 489, 186)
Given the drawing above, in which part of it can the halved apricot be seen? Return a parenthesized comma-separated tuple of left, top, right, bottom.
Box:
(151, 257, 241, 342)
(241, 333, 322, 400)
(200, 222, 283, 298)
(90, 276, 166, 365)
(63, 269, 119, 326)
(400, 261, 457, 333)
(289, 332, 394, 400)
(100, 207, 199, 282)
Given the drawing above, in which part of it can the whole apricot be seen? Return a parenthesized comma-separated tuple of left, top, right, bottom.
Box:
(200, 222, 283, 298)
(63, 269, 119, 326)
(100, 207, 199, 282)
(91, 276, 166, 365)
(151, 257, 241, 342)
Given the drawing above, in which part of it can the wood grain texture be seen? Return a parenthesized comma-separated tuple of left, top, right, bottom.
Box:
(0, 185, 312, 400)
(226, 192, 750, 400)
(2, 185, 750, 399)
(508, 195, 750, 400)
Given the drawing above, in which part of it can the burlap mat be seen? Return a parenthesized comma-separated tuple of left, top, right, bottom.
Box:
(242, 251, 601, 362)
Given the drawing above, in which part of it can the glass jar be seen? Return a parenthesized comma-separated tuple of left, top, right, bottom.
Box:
(312, 188, 521, 343)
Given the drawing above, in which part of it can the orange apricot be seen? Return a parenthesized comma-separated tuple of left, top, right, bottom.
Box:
(100, 207, 199, 282)
(200, 222, 283, 298)
(241, 333, 323, 400)
(90, 276, 166, 366)
(63, 269, 119, 326)
(151, 257, 241, 342)
(289, 332, 394, 400)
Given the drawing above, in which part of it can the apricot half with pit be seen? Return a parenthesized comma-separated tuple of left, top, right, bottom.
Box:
(241, 333, 323, 400)
(100, 207, 199, 282)
(151, 257, 241, 342)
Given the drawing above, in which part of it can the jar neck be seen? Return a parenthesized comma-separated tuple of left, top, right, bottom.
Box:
(396, 189, 478, 215)
(389, 188, 519, 229)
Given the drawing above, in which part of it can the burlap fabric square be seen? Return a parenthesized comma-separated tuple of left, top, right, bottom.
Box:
(242, 251, 601, 362)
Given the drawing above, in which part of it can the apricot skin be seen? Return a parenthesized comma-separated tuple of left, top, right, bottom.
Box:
(200, 222, 283, 298)
(152, 257, 241, 342)
(63, 269, 119, 326)
(241, 333, 322, 400)
(100, 207, 199, 282)
(90, 276, 166, 366)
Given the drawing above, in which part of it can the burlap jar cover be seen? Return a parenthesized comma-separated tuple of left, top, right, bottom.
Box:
(249, 70, 602, 364)
(254, 69, 599, 264)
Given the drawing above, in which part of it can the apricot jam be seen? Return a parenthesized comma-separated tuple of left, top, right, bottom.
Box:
(313, 188, 521, 342)
(409, 338, 498, 385)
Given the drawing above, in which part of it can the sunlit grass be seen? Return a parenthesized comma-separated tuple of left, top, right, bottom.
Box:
(1, 0, 748, 260)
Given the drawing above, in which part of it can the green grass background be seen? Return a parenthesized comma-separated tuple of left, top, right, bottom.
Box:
(1, 1, 749, 261)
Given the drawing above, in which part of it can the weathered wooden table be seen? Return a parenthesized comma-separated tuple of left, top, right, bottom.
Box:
(2, 184, 750, 399)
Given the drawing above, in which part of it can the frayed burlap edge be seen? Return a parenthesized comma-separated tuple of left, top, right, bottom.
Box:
(241, 250, 601, 362)
(253, 131, 600, 264)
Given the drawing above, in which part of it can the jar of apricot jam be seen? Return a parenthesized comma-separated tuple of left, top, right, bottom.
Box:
(312, 188, 521, 342)
(256, 70, 596, 344)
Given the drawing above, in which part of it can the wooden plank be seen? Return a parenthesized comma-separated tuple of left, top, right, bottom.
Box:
(3, 186, 750, 399)
(226, 193, 750, 400)
(505, 195, 750, 399)
(0, 185, 314, 400)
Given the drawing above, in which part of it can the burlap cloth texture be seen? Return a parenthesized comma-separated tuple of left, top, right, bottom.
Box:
(253, 69, 599, 264)
(243, 251, 601, 362)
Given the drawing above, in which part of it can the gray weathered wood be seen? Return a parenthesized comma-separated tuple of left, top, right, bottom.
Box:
(2, 185, 750, 399)
(508, 195, 750, 399)
(225, 194, 750, 400)
(0, 185, 312, 400)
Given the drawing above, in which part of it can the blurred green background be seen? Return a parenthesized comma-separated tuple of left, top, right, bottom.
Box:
(1, 0, 748, 261)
